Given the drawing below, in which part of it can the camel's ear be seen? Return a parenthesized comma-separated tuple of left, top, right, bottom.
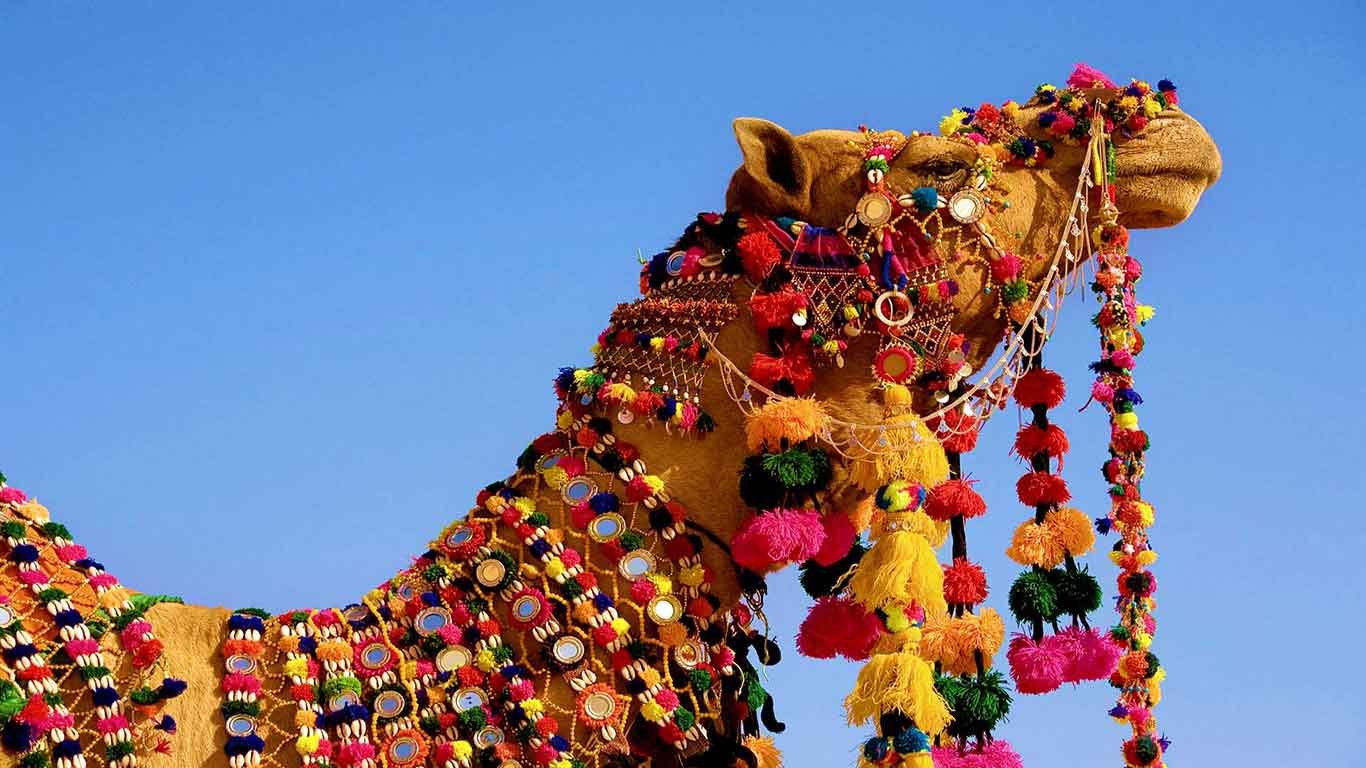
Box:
(732, 118, 811, 214)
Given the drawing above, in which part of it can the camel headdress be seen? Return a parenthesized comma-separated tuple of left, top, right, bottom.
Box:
(0, 64, 1219, 768)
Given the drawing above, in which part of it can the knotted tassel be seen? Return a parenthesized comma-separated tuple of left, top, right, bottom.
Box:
(848, 481, 947, 617)
(844, 626, 951, 735)
(848, 385, 949, 492)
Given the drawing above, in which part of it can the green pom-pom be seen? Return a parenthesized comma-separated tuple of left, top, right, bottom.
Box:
(220, 700, 261, 717)
(1052, 567, 1102, 617)
(321, 675, 362, 698)
(688, 668, 713, 693)
(619, 530, 644, 552)
(36, 587, 68, 604)
(673, 707, 696, 730)
(418, 715, 440, 735)
(493, 645, 513, 662)
(744, 677, 767, 711)
(516, 445, 541, 472)
(1134, 736, 1160, 763)
(1001, 279, 1030, 303)
(0, 521, 25, 539)
(458, 707, 487, 729)
(760, 448, 832, 492)
(953, 671, 1013, 737)
(20, 752, 50, 768)
(422, 563, 447, 584)
(0, 679, 24, 721)
(560, 578, 584, 600)
(77, 665, 112, 682)
(106, 741, 136, 761)
(1008, 569, 1059, 625)
(526, 511, 551, 527)
(798, 540, 867, 598)
(39, 522, 72, 540)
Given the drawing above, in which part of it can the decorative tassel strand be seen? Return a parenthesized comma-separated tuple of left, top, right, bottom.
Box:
(923, 394, 1020, 766)
(1090, 200, 1168, 767)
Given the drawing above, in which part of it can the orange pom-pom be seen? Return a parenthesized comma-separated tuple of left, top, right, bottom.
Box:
(1014, 423, 1069, 459)
(1016, 471, 1070, 506)
(738, 232, 782, 283)
(942, 557, 988, 606)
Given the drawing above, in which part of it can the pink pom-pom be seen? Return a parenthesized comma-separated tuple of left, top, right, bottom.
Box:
(18, 570, 49, 586)
(1091, 380, 1115, 403)
(0, 487, 28, 504)
(1075, 626, 1124, 682)
(89, 573, 118, 588)
(1066, 63, 1116, 90)
(931, 740, 1025, 768)
(990, 252, 1022, 283)
(812, 513, 856, 567)
(730, 509, 825, 571)
(1109, 349, 1136, 369)
(796, 597, 882, 661)
(556, 456, 586, 477)
(1007, 633, 1065, 694)
(55, 544, 87, 562)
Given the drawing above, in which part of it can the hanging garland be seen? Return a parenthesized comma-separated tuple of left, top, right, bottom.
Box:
(1089, 198, 1169, 767)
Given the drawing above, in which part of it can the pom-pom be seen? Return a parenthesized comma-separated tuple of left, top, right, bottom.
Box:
(1006, 633, 1065, 694)
(760, 448, 832, 492)
(1057, 626, 1122, 683)
(730, 509, 825, 572)
(1005, 517, 1065, 569)
(1066, 63, 1116, 90)
(1047, 506, 1095, 556)
(1012, 368, 1065, 409)
(799, 539, 867, 598)
(1013, 424, 1069, 460)
(937, 410, 980, 454)
(738, 232, 782, 283)
(1051, 566, 1102, 618)
(1015, 472, 1070, 506)
(749, 289, 803, 335)
(931, 740, 1024, 768)
(924, 609, 1006, 675)
(742, 735, 784, 768)
(942, 558, 988, 607)
(925, 479, 986, 522)
(739, 455, 786, 510)
(1007, 570, 1059, 625)
(813, 513, 857, 567)
(745, 398, 827, 452)
(939, 668, 1013, 740)
(797, 597, 883, 661)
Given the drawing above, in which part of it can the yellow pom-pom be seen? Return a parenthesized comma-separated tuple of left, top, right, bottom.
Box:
(475, 648, 496, 671)
(15, 501, 48, 523)
(1046, 506, 1096, 557)
(605, 382, 636, 403)
(545, 557, 565, 579)
(642, 475, 665, 494)
(610, 617, 630, 635)
(1136, 304, 1156, 323)
(639, 667, 662, 687)
(453, 741, 474, 760)
(1006, 518, 1066, 569)
(282, 657, 308, 677)
(883, 384, 914, 407)
(679, 565, 705, 587)
(845, 647, 950, 734)
(744, 398, 828, 452)
(1115, 412, 1139, 429)
(938, 108, 967, 137)
(743, 735, 784, 768)
(556, 409, 574, 430)
(293, 709, 315, 728)
(541, 466, 569, 489)
(884, 608, 911, 635)
(522, 698, 544, 714)
(1137, 550, 1158, 566)
(647, 573, 673, 594)
(295, 733, 320, 755)
(640, 700, 666, 722)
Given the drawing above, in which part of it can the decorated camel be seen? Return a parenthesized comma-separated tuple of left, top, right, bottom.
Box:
(0, 65, 1219, 768)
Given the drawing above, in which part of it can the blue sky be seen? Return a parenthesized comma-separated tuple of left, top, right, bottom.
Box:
(3, 2, 1363, 766)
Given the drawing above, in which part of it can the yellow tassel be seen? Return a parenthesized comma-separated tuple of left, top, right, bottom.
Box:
(744, 397, 828, 451)
(849, 527, 946, 616)
(742, 735, 783, 768)
(848, 388, 949, 491)
(845, 643, 951, 734)
(869, 507, 948, 548)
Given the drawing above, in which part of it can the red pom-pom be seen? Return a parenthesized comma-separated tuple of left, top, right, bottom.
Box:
(1111, 428, 1149, 453)
(748, 289, 803, 335)
(796, 597, 883, 661)
(1015, 471, 1071, 506)
(749, 346, 816, 395)
(812, 513, 856, 567)
(942, 557, 988, 606)
(1007, 633, 1065, 694)
(1055, 626, 1123, 683)
(925, 479, 986, 522)
(738, 232, 782, 283)
(1013, 368, 1066, 409)
(937, 410, 980, 454)
(1013, 424, 1069, 460)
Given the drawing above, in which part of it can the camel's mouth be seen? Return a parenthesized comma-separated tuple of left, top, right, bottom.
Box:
(1114, 111, 1222, 228)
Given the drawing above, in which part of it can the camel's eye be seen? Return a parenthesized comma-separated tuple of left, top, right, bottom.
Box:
(915, 157, 970, 194)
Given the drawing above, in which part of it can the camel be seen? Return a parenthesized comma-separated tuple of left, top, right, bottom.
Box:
(0, 69, 1219, 768)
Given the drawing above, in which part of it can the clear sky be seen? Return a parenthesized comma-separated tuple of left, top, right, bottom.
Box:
(3, 2, 1363, 767)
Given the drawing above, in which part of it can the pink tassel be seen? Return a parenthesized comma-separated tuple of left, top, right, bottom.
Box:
(1007, 633, 1065, 694)
(931, 741, 1025, 768)
(730, 509, 825, 571)
(1072, 626, 1124, 682)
